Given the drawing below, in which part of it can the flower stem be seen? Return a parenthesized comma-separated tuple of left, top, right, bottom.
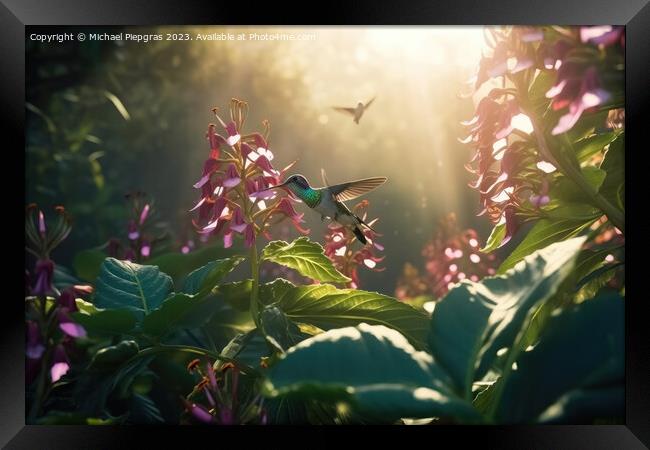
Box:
(522, 101, 625, 234)
(249, 242, 261, 329)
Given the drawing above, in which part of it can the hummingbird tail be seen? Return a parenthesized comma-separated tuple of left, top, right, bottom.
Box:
(355, 214, 377, 233)
(352, 225, 368, 245)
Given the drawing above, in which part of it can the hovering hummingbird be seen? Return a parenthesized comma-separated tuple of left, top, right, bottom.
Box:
(270, 169, 387, 245)
(332, 97, 376, 124)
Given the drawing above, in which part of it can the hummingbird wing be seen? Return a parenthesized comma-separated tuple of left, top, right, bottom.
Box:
(364, 97, 376, 109)
(328, 177, 388, 202)
(332, 106, 356, 116)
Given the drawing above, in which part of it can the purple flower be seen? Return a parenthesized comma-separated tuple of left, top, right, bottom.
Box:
(580, 26, 624, 47)
(32, 259, 55, 297)
(547, 66, 610, 135)
(50, 345, 70, 383)
(26, 321, 45, 359)
(57, 310, 87, 339)
(223, 164, 241, 188)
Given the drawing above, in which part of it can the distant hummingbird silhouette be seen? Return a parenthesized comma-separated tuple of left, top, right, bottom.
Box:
(271, 169, 387, 244)
(332, 97, 376, 124)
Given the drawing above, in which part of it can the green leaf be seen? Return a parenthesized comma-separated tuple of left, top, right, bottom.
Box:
(147, 243, 239, 284)
(142, 293, 207, 337)
(599, 132, 624, 211)
(73, 249, 107, 282)
(260, 306, 309, 352)
(94, 258, 173, 320)
(127, 394, 164, 424)
(218, 329, 272, 371)
(497, 215, 596, 274)
(550, 167, 606, 204)
(88, 340, 140, 371)
(268, 283, 430, 350)
(480, 223, 506, 253)
(261, 237, 350, 283)
(35, 412, 125, 425)
(265, 323, 479, 422)
(429, 237, 586, 398)
(71, 308, 137, 335)
(181, 256, 245, 296)
(495, 292, 624, 423)
(574, 130, 622, 163)
(104, 90, 131, 120)
(537, 386, 624, 424)
(214, 280, 253, 311)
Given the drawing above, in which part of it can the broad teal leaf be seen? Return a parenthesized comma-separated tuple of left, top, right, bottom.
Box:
(94, 258, 173, 320)
(537, 386, 624, 424)
(429, 237, 586, 398)
(495, 292, 624, 423)
(261, 237, 350, 283)
(265, 323, 477, 422)
(268, 283, 430, 350)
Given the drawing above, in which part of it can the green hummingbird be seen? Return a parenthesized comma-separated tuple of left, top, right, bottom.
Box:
(271, 169, 387, 245)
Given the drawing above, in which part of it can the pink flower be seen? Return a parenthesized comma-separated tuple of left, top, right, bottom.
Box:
(223, 164, 241, 188)
(580, 26, 624, 47)
(50, 345, 70, 383)
(548, 66, 610, 135)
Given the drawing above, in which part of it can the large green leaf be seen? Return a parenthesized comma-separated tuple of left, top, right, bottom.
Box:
(267, 283, 430, 350)
(497, 214, 596, 274)
(495, 292, 624, 423)
(260, 305, 309, 352)
(429, 237, 586, 398)
(261, 237, 350, 283)
(537, 386, 624, 424)
(142, 293, 208, 337)
(265, 323, 479, 423)
(218, 329, 271, 371)
(94, 258, 173, 320)
(181, 257, 245, 296)
(72, 308, 137, 335)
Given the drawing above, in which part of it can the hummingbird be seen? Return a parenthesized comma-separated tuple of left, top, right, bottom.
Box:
(271, 169, 387, 245)
(332, 97, 376, 124)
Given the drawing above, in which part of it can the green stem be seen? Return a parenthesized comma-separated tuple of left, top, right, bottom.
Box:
(126, 344, 260, 377)
(249, 242, 261, 329)
(523, 105, 625, 234)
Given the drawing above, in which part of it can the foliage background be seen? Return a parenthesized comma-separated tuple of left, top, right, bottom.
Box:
(26, 26, 501, 294)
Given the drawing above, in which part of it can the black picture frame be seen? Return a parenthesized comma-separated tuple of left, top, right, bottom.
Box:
(4, 0, 648, 447)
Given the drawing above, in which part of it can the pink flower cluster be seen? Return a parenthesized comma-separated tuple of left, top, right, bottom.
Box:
(190, 99, 308, 248)
(395, 213, 498, 300)
(463, 26, 623, 247)
(323, 200, 384, 289)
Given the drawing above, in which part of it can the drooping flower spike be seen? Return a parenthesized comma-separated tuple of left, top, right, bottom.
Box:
(190, 99, 308, 249)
